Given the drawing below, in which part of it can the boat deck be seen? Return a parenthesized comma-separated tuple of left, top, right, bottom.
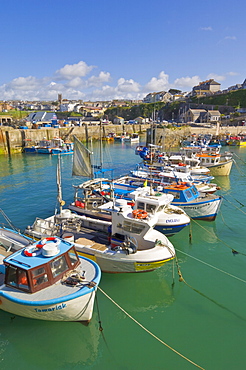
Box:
(75, 237, 108, 252)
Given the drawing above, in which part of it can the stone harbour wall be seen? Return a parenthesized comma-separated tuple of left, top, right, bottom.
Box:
(0, 124, 245, 155)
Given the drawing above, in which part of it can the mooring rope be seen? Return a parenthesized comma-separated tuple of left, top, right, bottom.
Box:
(97, 286, 205, 370)
(232, 158, 246, 176)
(233, 152, 246, 166)
(222, 195, 246, 212)
(175, 248, 246, 284)
(173, 256, 246, 322)
(191, 218, 246, 257)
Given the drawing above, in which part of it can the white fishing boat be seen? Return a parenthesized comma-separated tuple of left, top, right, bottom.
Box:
(195, 152, 233, 176)
(0, 237, 101, 322)
(124, 133, 140, 143)
(25, 197, 176, 273)
(114, 176, 222, 221)
(69, 178, 190, 236)
(130, 163, 219, 194)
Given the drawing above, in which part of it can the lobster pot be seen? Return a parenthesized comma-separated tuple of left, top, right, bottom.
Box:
(62, 233, 75, 243)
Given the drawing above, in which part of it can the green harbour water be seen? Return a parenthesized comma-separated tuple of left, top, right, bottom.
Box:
(0, 139, 246, 370)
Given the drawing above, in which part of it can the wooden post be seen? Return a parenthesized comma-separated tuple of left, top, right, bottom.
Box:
(5, 131, 11, 156)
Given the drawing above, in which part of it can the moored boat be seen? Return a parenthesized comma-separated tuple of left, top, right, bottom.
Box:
(195, 152, 233, 176)
(25, 197, 176, 273)
(24, 138, 74, 155)
(0, 237, 101, 321)
(69, 178, 190, 236)
(124, 133, 140, 143)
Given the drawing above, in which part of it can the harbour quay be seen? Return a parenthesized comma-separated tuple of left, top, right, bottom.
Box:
(0, 123, 244, 155)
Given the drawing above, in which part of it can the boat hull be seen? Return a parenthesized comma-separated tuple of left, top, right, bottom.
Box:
(0, 291, 97, 322)
(76, 247, 174, 273)
(174, 196, 222, 221)
(0, 255, 101, 322)
(154, 222, 190, 236)
(207, 159, 233, 176)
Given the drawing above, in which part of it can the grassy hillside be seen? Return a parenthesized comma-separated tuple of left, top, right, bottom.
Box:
(191, 89, 246, 108)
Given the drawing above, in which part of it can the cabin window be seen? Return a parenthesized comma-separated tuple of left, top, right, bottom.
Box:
(122, 221, 145, 234)
(31, 266, 48, 287)
(146, 204, 156, 213)
(5, 266, 30, 292)
(137, 202, 145, 210)
(50, 255, 68, 278)
(67, 247, 79, 266)
(191, 187, 198, 196)
(156, 204, 165, 212)
(185, 190, 193, 199)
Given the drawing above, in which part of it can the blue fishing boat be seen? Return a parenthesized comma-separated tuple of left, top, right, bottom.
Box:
(0, 237, 101, 322)
(114, 177, 222, 221)
(24, 138, 74, 155)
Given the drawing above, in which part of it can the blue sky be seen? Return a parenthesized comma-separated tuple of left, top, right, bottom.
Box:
(0, 0, 245, 101)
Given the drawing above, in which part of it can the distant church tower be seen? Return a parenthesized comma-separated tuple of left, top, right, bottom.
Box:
(58, 94, 62, 104)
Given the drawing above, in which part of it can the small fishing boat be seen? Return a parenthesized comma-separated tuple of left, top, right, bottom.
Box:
(124, 133, 140, 143)
(0, 237, 101, 321)
(69, 178, 190, 236)
(195, 152, 233, 176)
(114, 176, 222, 221)
(25, 196, 176, 273)
(24, 138, 74, 155)
(102, 132, 115, 141)
(114, 133, 130, 142)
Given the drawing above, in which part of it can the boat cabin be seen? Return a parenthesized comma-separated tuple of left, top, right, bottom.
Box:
(195, 153, 221, 166)
(3, 238, 80, 294)
(160, 184, 199, 203)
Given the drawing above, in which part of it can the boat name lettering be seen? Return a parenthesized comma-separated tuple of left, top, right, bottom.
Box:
(185, 204, 208, 210)
(34, 303, 67, 313)
(166, 219, 179, 223)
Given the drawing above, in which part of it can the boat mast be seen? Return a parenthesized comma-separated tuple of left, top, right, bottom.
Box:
(56, 154, 64, 214)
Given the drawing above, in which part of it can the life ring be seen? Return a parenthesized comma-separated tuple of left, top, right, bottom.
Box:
(24, 237, 60, 257)
(132, 209, 148, 219)
(92, 201, 98, 208)
(178, 163, 186, 166)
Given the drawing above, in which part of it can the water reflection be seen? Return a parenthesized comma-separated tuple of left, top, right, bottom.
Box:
(0, 310, 100, 368)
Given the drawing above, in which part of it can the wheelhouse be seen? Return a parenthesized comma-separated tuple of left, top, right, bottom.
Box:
(4, 245, 80, 294)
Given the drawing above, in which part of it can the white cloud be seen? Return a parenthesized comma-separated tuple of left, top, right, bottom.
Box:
(55, 61, 94, 80)
(226, 71, 239, 76)
(0, 60, 241, 102)
(145, 71, 170, 91)
(65, 77, 83, 88)
(117, 78, 140, 92)
(88, 71, 111, 87)
(207, 73, 226, 82)
(225, 36, 236, 40)
(7, 76, 44, 91)
(174, 75, 201, 88)
(201, 27, 213, 31)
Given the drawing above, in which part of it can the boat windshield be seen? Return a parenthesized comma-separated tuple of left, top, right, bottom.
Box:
(50, 255, 69, 278)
